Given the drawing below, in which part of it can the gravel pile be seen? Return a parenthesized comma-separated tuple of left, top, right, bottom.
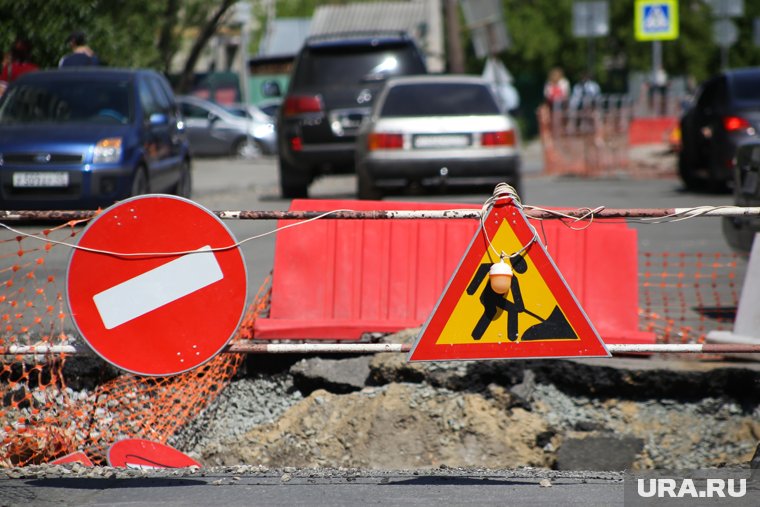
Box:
(169, 373, 303, 459)
(529, 383, 759, 470)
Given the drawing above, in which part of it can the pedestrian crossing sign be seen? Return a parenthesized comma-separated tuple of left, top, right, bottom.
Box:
(635, 0, 679, 41)
(408, 197, 610, 362)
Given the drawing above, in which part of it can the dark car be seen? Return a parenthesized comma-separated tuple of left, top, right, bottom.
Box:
(276, 31, 428, 198)
(678, 67, 760, 192)
(355, 75, 522, 199)
(722, 140, 760, 255)
(0, 68, 191, 210)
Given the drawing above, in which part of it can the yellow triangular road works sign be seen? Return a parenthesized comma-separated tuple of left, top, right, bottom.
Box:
(409, 197, 610, 361)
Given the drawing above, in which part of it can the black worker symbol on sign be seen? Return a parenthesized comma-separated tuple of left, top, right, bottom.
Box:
(465, 255, 578, 342)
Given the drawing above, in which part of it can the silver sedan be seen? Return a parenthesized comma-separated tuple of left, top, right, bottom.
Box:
(355, 75, 522, 199)
(177, 95, 277, 158)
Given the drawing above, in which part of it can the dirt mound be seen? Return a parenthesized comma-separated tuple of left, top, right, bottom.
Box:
(202, 383, 549, 469)
(192, 341, 760, 471)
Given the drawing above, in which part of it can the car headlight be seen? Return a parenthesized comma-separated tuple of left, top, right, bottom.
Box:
(93, 137, 123, 164)
(249, 124, 275, 138)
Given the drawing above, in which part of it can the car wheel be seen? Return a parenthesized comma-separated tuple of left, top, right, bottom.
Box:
(232, 138, 261, 159)
(279, 157, 309, 198)
(357, 169, 382, 200)
(678, 148, 702, 191)
(131, 167, 149, 197)
(174, 159, 192, 198)
(705, 157, 730, 193)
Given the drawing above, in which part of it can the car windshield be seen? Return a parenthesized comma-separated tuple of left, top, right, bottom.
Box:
(293, 43, 425, 87)
(731, 73, 760, 107)
(224, 104, 271, 122)
(380, 82, 500, 117)
(226, 107, 247, 118)
(0, 79, 133, 125)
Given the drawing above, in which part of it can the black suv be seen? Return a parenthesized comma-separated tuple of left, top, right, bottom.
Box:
(678, 67, 760, 192)
(276, 32, 427, 198)
(722, 139, 760, 255)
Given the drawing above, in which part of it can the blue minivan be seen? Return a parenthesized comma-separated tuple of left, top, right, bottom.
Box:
(0, 68, 191, 210)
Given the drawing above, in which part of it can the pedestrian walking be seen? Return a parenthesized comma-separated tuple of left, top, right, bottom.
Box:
(543, 67, 570, 108)
(59, 31, 100, 67)
(0, 38, 38, 95)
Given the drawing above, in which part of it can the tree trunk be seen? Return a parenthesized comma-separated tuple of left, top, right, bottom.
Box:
(157, 0, 181, 74)
(177, 0, 235, 94)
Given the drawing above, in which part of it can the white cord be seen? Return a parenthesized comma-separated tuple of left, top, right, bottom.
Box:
(0, 203, 749, 258)
(0, 209, 358, 258)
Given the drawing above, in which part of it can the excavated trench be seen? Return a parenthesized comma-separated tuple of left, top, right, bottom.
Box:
(163, 330, 760, 472)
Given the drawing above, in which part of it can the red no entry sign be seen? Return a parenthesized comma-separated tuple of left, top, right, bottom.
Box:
(67, 195, 247, 376)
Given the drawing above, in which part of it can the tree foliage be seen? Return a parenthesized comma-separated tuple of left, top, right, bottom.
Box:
(497, 0, 760, 88)
(0, 0, 166, 68)
(0, 0, 236, 78)
(1, 0, 759, 94)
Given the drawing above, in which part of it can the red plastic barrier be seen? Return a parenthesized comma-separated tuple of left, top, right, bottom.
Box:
(254, 200, 479, 339)
(253, 199, 655, 345)
(628, 117, 678, 145)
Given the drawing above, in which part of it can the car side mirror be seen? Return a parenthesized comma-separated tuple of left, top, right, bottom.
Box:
(149, 113, 168, 125)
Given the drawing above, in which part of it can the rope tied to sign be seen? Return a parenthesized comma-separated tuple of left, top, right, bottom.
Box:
(479, 183, 539, 262)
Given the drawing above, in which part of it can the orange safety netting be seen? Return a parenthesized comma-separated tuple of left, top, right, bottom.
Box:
(0, 221, 271, 466)
(639, 251, 743, 344)
(537, 102, 678, 180)
(0, 223, 747, 467)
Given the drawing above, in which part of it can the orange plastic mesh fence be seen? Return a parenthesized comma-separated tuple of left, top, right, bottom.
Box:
(639, 251, 743, 344)
(537, 103, 674, 179)
(0, 221, 273, 466)
(0, 222, 746, 467)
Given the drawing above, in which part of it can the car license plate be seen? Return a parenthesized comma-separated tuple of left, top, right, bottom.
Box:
(413, 135, 470, 149)
(12, 172, 69, 188)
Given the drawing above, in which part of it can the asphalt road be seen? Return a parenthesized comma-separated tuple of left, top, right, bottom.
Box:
(0, 468, 626, 507)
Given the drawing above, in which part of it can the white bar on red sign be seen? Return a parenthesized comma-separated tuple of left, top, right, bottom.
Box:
(92, 245, 223, 329)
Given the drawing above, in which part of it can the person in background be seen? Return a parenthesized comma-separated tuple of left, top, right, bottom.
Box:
(0, 38, 39, 93)
(543, 67, 570, 109)
(569, 72, 601, 110)
(59, 31, 100, 67)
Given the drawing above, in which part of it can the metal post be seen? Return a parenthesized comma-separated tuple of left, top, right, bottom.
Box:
(7, 343, 760, 356)
(445, 0, 465, 73)
(721, 45, 729, 71)
(650, 40, 664, 115)
(651, 40, 662, 84)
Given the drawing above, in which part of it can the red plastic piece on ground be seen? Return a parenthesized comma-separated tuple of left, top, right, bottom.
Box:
(108, 438, 201, 468)
(50, 451, 93, 466)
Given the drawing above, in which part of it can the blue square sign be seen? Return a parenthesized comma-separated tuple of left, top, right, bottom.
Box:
(635, 0, 679, 41)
